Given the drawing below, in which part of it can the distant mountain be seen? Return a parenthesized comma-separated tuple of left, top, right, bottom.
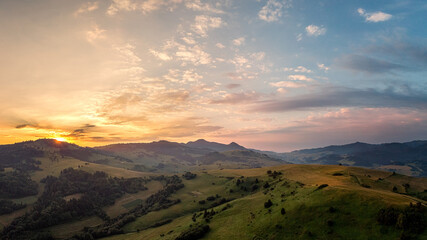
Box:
(269, 140, 427, 177)
(3, 138, 425, 176)
(96, 140, 210, 171)
(185, 139, 246, 152)
(97, 140, 210, 157)
(96, 140, 283, 172)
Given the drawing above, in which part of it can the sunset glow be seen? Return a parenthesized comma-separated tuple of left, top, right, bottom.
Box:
(0, 0, 426, 151)
(54, 137, 68, 142)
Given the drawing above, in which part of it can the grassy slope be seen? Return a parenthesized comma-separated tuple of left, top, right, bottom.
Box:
(104, 181, 165, 218)
(104, 164, 427, 240)
(0, 156, 156, 231)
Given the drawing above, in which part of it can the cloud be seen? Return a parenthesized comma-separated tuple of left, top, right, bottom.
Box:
(15, 123, 41, 129)
(337, 41, 427, 74)
(235, 108, 427, 152)
(191, 15, 223, 37)
(365, 41, 427, 68)
(284, 66, 312, 73)
(251, 87, 427, 112)
(216, 43, 225, 49)
(287, 75, 313, 81)
(250, 52, 266, 61)
(103, 92, 143, 111)
(151, 117, 223, 138)
(296, 33, 303, 41)
(160, 90, 190, 103)
(185, 0, 224, 14)
(317, 63, 330, 72)
(210, 91, 260, 104)
(175, 44, 212, 65)
(149, 49, 172, 61)
(75, 2, 99, 16)
(86, 24, 106, 43)
(181, 36, 196, 45)
(107, 0, 138, 15)
(140, 0, 181, 14)
(164, 69, 203, 83)
(358, 8, 392, 22)
(270, 81, 306, 88)
(225, 72, 257, 81)
(232, 37, 245, 46)
(66, 124, 97, 138)
(258, 0, 291, 22)
(226, 83, 241, 89)
(305, 25, 326, 37)
(106, 0, 182, 16)
(336, 54, 405, 74)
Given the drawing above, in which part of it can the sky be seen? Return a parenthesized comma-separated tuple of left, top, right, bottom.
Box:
(0, 0, 426, 152)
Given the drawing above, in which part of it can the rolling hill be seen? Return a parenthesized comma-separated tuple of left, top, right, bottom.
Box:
(103, 164, 427, 240)
(0, 139, 426, 239)
(263, 141, 427, 177)
(96, 140, 282, 172)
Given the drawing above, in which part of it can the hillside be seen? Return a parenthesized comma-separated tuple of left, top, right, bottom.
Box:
(96, 140, 282, 172)
(195, 150, 284, 169)
(0, 139, 141, 172)
(268, 141, 427, 177)
(103, 164, 427, 240)
(0, 139, 157, 235)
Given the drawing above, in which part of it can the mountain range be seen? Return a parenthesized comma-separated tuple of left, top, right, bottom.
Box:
(1, 138, 425, 176)
(265, 140, 427, 177)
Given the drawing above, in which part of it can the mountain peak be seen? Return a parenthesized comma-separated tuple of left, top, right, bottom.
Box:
(185, 139, 246, 152)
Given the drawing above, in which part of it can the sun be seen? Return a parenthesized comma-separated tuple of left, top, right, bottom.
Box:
(54, 137, 68, 142)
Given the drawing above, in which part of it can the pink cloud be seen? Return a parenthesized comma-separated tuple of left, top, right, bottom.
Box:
(208, 108, 427, 152)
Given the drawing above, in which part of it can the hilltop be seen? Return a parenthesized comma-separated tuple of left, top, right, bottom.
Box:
(185, 139, 246, 152)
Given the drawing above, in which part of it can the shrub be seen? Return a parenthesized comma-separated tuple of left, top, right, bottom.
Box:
(182, 172, 197, 180)
(377, 207, 400, 226)
(206, 196, 216, 201)
(328, 207, 336, 213)
(317, 184, 328, 190)
(251, 184, 259, 191)
(281, 208, 286, 215)
(264, 199, 273, 208)
(263, 182, 270, 189)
